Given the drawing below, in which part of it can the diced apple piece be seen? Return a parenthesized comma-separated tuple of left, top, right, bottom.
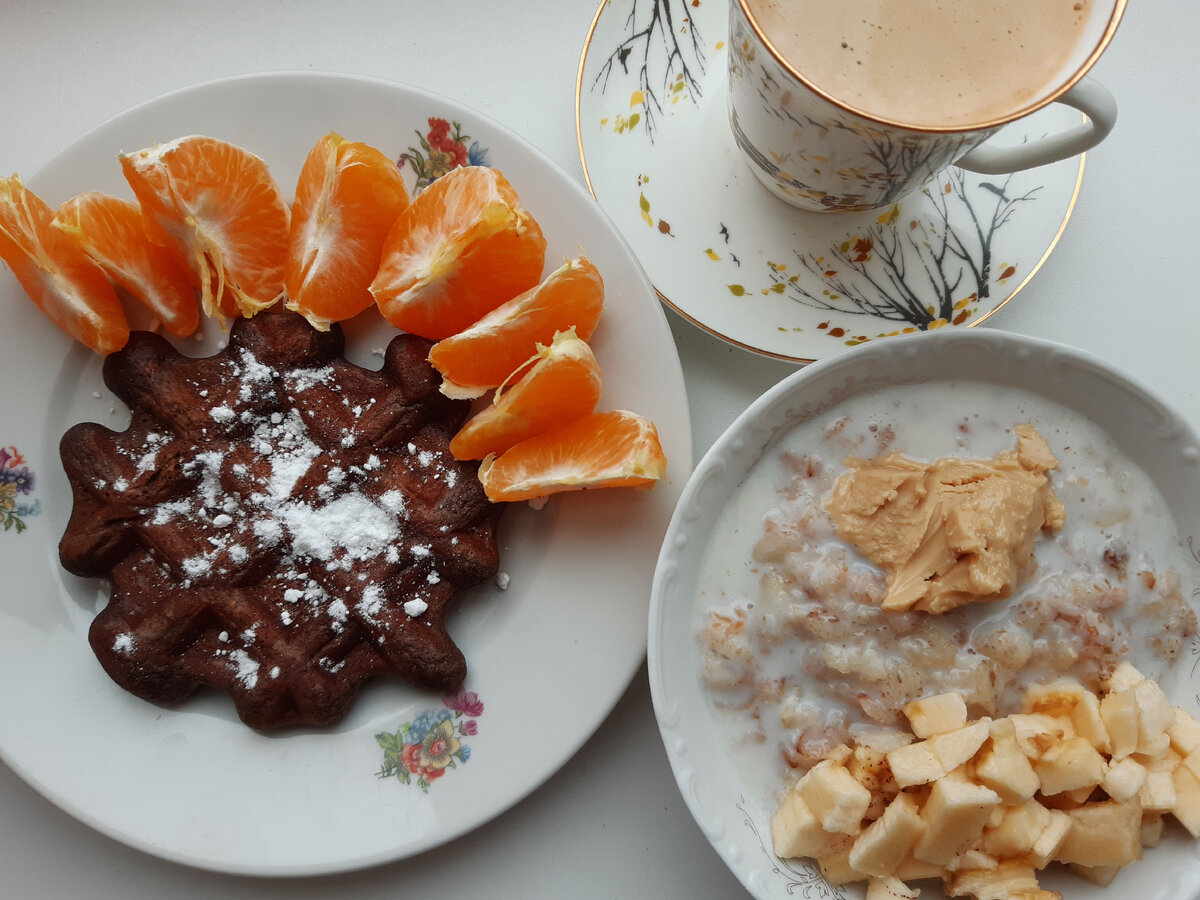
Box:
(944, 861, 1044, 899)
(983, 799, 1052, 859)
(1055, 799, 1143, 867)
(913, 775, 1002, 865)
(848, 745, 892, 791)
(1023, 680, 1085, 717)
(865, 875, 920, 900)
(1028, 809, 1072, 869)
(930, 719, 991, 773)
(1102, 756, 1148, 802)
(904, 692, 968, 738)
(1181, 748, 1200, 784)
(984, 801, 1051, 859)
(1140, 812, 1165, 848)
(1067, 862, 1122, 886)
(1008, 714, 1063, 761)
(854, 727, 915, 755)
(799, 760, 872, 835)
(1100, 689, 1140, 760)
(1171, 765, 1200, 837)
(887, 739, 946, 789)
(849, 792, 926, 877)
(983, 800, 1070, 870)
(1034, 736, 1106, 796)
(771, 786, 846, 859)
(849, 744, 899, 821)
(943, 847, 998, 873)
(1065, 785, 1100, 805)
(1056, 714, 1079, 741)
(892, 854, 944, 882)
(1105, 661, 1146, 692)
(1139, 770, 1177, 813)
(1137, 747, 1182, 773)
(1132, 679, 1174, 749)
(822, 744, 854, 767)
(1138, 732, 1171, 759)
(1167, 707, 1200, 756)
(975, 745, 1039, 805)
(817, 838, 868, 886)
(974, 718, 1039, 805)
(1071, 689, 1110, 754)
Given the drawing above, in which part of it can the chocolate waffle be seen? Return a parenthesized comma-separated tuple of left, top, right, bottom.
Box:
(59, 312, 503, 730)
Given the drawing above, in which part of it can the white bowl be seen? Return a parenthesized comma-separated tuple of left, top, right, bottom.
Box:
(649, 328, 1200, 899)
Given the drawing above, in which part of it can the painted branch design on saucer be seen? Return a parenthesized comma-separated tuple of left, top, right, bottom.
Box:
(751, 170, 1039, 342)
(588, 0, 709, 141)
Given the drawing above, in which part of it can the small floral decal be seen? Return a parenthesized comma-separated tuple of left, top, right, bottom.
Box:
(376, 690, 482, 792)
(398, 117, 491, 193)
(0, 446, 39, 534)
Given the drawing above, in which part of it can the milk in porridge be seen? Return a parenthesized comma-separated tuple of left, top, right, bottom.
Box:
(696, 380, 1199, 800)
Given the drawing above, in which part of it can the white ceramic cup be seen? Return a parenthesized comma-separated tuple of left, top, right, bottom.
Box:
(729, 0, 1125, 212)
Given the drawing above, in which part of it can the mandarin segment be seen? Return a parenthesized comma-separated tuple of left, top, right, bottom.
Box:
(119, 135, 290, 319)
(284, 132, 410, 330)
(477, 409, 666, 502)
(52, 191, 200, 338)
(429, 255, 604, 399)
(449, 328, 602, 460)
(0, 175, 129, 353)
(369, 165, 546, 340)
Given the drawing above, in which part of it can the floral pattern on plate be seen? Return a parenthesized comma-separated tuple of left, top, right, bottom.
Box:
(399, 117, 491, 193)
(376, 690, 483, 792)
(578, 0, 1084, 362)
(0, 445, 38, 534)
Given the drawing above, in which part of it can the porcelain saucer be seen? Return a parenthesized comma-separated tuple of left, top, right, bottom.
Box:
(576, 0, 1086, 363)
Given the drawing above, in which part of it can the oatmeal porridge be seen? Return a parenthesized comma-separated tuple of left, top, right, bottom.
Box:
(696, 381, 1199, 798)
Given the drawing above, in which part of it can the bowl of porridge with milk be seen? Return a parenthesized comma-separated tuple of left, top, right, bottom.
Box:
(649, 329, 1200, 900)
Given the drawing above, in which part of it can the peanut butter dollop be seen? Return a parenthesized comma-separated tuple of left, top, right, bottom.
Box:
(824, 425, 1065, 614)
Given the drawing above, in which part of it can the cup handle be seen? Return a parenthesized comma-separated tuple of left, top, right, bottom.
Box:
(955, 76, 1118, 175)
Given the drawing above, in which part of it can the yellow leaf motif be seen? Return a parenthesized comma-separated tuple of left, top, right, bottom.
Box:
(877, 204, 899, 225)
(630, 90, 646, 108)
(639, 192, 653, 227)
(704, 248, 721, 261)
(728, 284, 747, 296)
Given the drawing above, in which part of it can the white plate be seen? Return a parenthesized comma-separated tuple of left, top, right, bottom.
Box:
(649, 328, 1200, 898)
(0, 71, 692, 876)
(576, 0, 1084, 363)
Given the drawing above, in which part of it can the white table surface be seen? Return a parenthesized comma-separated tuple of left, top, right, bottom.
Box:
(1, 1, 1196, 897)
